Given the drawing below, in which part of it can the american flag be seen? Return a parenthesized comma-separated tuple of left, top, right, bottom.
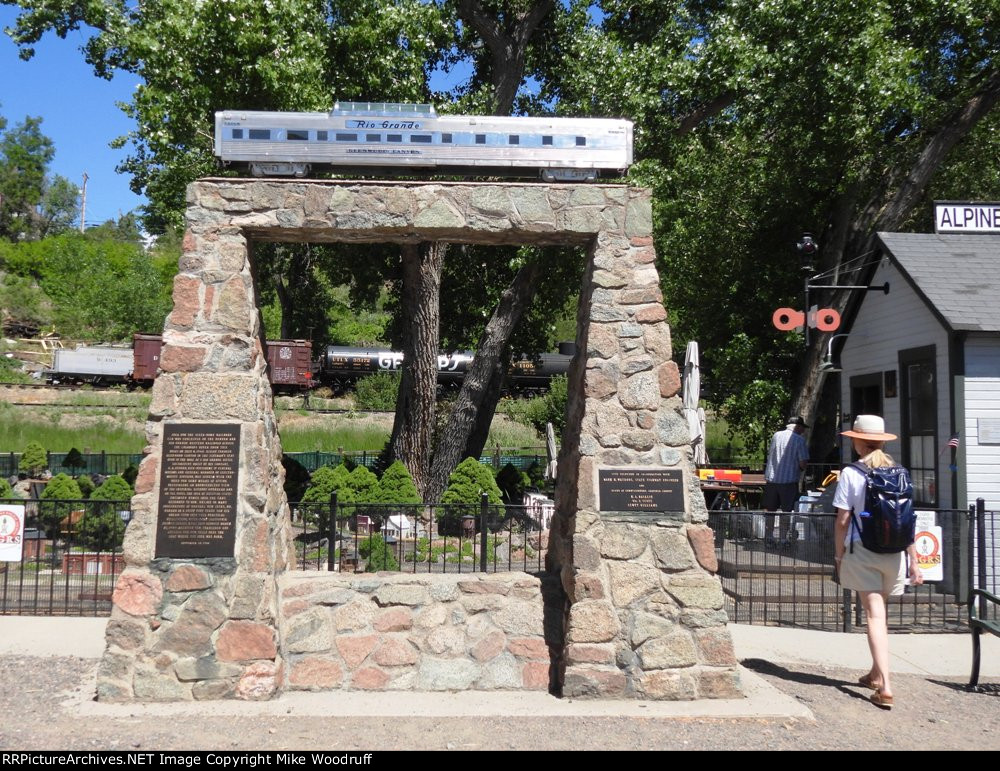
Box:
(948, 433, 960, 449)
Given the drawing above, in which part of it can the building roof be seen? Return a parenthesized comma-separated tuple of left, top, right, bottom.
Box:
(876, 232, 1000, 332)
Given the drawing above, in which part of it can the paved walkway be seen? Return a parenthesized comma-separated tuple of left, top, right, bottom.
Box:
(1, 615, 996, 721)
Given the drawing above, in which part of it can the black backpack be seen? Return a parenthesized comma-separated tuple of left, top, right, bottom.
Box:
(849, 462, 917, 554)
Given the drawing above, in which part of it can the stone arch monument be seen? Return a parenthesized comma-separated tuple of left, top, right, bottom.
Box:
(98, 179, 741, 701)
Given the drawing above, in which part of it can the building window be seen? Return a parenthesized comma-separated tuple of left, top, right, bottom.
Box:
(335, 133, 358, 141)
(231, 129, 243, 139)
(900, 345, 937, 506)
(287, 130, 309, 141)
(248, 129, 271, 140)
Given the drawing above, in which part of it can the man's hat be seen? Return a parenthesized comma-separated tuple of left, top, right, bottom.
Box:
(841, 414, 897, 442)
(788, 416, 808, 428)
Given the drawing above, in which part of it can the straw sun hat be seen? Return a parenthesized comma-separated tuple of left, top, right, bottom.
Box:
(841, 414, 897, 442)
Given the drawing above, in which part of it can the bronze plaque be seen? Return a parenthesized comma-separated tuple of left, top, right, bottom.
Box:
(599, 468, 684, 512)
(155, 424, 241, 558)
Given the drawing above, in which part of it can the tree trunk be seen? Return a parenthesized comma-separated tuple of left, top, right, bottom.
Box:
(425, 261, 543, 502)
(388, 242, 446, 497)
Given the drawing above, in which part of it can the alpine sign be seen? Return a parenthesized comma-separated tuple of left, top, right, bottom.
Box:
(935, 202, 1000, 234)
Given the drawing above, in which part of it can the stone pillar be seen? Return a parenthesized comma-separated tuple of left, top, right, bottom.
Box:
(97, 207, 292, 701)
(549, 190, 742, 700)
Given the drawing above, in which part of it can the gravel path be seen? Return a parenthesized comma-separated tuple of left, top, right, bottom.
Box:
(1, 655, 996, 751)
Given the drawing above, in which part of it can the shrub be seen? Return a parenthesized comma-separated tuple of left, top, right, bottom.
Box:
(19, 441, 48, 477)
(354, 371, 399, 411)
(90, 475, 134, 502)
(76, 475, 96, 499)
(359, 534, 399, 572)
(301, 464, 351, 504)
(347, 465, 379, 503)
(441, 457, 503, 506)
(63, 447, 86, 476)
(376, 461, 421, 504)
(38, 473, 83, 537)
(495, 463, 530, 505)
(0, 478, 19, 499)
(121, 464, 139, 488)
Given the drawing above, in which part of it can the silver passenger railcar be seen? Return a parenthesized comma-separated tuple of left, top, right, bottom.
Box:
(214, 102, 633, 181)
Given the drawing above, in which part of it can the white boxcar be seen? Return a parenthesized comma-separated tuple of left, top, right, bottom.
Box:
(49, 346, 133, 384)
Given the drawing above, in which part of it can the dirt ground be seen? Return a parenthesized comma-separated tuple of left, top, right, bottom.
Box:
(0, 655, 996, 751)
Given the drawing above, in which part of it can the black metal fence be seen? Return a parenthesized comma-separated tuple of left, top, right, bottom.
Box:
(289, 494, 549, 575)
(1, 449, 550, 478)
(0, 497, 130, 616)
(971, 499, 999, 624)
(708, 505, 996, 632)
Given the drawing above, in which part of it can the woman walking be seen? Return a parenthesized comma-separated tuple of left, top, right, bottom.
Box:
(833, 415, 923, 710)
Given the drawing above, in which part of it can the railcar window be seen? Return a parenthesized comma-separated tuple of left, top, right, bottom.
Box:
(388, 134, 403, 143)
(231, 129, 243, 139)
(442, 133, 453, 143)
(542, 135, 553, 146)
(336, 133, 358, 142)
(475, 134, 486, 144)
(411, 134, 432, 143)
(248, 129, 271, 140)
(317, 131, 328, 141)
(576, 136, 586, 146)
(509, 135, 519, 145)
(366, 133, 382, 142)
(287, 130, 309, 141)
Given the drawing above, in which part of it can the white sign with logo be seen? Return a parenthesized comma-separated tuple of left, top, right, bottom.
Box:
(0, 505, 25, 562)
(935, 202, 1000, 234)
(913, 510, 943, 582)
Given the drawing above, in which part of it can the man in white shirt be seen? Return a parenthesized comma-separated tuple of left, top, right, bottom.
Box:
(762, 416, 809, 545)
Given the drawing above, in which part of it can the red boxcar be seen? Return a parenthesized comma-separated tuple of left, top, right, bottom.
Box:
(132, 333, 163, 384)
(266, 339, 313, 392)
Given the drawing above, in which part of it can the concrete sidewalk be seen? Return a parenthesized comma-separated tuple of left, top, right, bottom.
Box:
(1, 615, 996, 720)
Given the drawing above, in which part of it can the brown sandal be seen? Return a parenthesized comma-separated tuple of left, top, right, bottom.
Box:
(858, 673, 880, 690)
(870, 690, 894, 710)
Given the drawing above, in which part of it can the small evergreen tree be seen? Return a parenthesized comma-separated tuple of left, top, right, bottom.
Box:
(347, 465, 379, 503)
(359, 533, 399, 572)
(76, 474, 96, 499)
(0, 478, 19, 499)
(77, 475, 132, 550)
(19, 441, 47, 477)
(301, 464, 351, 503)
(63, 447, 86, 477)
(441, 457, 503, 506)
(38, 473, 83, 537)
(376, 461, 421, 504)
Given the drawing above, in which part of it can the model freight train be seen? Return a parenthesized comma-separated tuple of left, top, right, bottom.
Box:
(45, 335, 314, 393)
(317, 345, 573, 395)
(42, 337, 573, 396)
(215, 102, 633, 181)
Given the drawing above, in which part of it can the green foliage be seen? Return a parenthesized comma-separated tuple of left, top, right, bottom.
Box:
(121, 464, 139, 488)
(0, 230, 174, 341)
(91, 475, 134, 502)
(76, 475, 96, 499)
(495, 463, 530, 505)
(347, 465, 380, 503)
(38, 472, 84, 536)
(301, 464, 352, 504)
(497, 375, 568, 437)
(79, 474, 133, 551)
(441, 457, 503, 507)
(19, 440, 47, 477)
(0, 477, 18, 499)
(359, 533, 399, 573)
(63, 448, 85, 474)
(375, 461, 421, 504)
(353, 372, 400, 411)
